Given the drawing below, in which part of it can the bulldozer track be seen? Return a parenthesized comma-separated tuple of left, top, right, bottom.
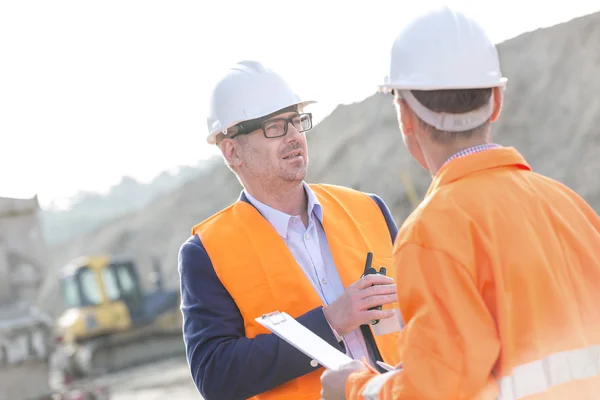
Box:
(72, 333, 186, 378)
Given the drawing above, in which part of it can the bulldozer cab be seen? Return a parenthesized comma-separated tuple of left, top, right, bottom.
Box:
(102, 258, 145, 322)
(60, 255, 146, 325)
(55, 255, 185, 377)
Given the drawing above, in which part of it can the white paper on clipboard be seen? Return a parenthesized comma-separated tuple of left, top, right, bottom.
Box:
(255, 311, 354, 371)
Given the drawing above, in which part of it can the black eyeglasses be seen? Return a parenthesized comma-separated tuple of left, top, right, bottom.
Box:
(230, 113, 313, 139)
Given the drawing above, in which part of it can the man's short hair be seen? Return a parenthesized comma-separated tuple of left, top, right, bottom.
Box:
(409, 88, 493, 143)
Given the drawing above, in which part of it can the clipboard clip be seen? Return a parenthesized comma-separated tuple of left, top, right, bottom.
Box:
(261, 311, 287, 325)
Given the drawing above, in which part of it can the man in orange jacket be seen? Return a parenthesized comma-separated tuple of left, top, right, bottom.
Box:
(320, 5, 600, 400)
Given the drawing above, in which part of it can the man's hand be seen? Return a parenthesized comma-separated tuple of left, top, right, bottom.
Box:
(320, 360, 367, 400)
(324, 274, 397, 336)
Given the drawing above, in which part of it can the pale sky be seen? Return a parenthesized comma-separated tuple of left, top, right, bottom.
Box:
(1, 0, 598, 209)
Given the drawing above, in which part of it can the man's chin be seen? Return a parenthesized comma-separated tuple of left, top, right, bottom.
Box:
(280, 168, 307, 183)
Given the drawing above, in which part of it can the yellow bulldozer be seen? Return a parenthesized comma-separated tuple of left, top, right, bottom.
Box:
(53, 254, 184, 379)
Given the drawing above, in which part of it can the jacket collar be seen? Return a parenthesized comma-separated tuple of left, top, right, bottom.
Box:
(426, 146, 532, 197)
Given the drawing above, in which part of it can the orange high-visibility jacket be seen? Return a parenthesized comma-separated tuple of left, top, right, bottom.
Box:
(346, 147, 600, 399)
(193, 184, 402, 400)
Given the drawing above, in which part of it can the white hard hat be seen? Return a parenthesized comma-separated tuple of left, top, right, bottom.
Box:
(378, 6, 508, 132)
(205, 60, 316, 145)
(379, 6, 507, 92)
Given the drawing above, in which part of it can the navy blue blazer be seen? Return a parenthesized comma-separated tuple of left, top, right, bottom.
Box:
(178, 191, 398, 400)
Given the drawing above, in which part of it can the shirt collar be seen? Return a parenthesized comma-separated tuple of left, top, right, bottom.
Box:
(242, 181, 322, 239)
(442, 143, 502, 167)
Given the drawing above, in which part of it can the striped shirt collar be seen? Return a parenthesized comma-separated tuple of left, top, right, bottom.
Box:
(443, 143, 502, 167)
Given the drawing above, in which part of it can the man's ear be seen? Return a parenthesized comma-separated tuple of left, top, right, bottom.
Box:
(397, 98, 415, 137)
(490, 87, 503, 123)
(220, 138, 243, 168)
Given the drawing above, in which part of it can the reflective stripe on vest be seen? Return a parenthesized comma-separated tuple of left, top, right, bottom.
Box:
(497, 345, 600, 399)
(362, 370, 402, 399)
(359, 345, 600, 399)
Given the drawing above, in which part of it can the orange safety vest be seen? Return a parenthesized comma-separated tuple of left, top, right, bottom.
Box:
(193, 183, 402, 400)
(346, 147, 600, 399)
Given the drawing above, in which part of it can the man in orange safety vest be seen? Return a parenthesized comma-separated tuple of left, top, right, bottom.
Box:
(320, 5, 600, 400)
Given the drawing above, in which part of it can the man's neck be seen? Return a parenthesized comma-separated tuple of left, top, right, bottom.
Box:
(245, 181, 307, 218)
(425, 136, 492, 176)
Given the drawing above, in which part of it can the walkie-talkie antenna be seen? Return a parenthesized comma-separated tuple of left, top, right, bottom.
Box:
(363, 252, 373, 274)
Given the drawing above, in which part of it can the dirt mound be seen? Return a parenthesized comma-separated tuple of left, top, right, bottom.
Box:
(37, 11, 600, 316)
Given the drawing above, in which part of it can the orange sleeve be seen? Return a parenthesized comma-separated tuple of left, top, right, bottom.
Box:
(346, 243, 501, 399)
(345, 362, 380, 399)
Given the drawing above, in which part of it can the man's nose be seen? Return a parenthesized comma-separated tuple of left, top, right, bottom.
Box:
(285, 121, 302, 141)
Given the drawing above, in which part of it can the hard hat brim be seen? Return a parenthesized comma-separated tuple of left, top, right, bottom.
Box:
(377, 77, 508, 93)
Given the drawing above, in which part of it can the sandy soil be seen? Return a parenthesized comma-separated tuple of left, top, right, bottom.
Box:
(93, 357, 203, 400)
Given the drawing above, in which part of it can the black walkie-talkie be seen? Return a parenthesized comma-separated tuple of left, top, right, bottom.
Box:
(361, 252, 387, 325)
(359, 251, 388, 373)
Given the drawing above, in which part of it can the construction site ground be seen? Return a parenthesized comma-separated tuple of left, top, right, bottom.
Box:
(81, 356, 203, 400)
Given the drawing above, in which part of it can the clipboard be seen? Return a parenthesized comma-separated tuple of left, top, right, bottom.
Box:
(255, 311, 354, 371)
